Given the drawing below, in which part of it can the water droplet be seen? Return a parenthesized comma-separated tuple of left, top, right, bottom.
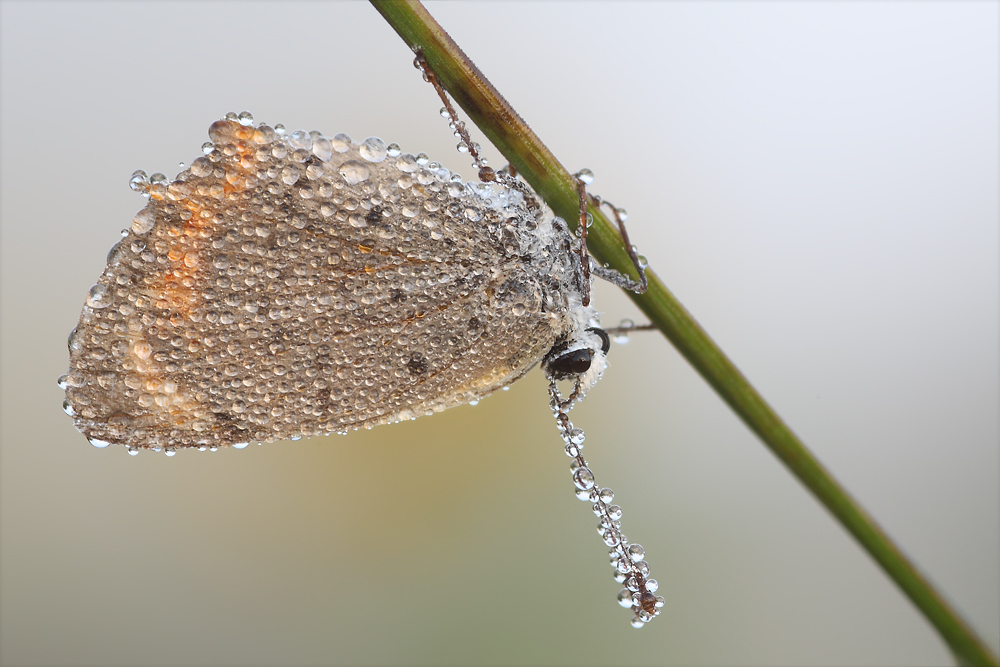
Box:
(618, 588, 634, 608)
(62, 399, 75, 416)
(274, 123, 286, 135)
(645, 579, 658, 593)
(232, 442, 249, 449)
(131, 208, 155, 234)
(360, 137, 387, 163)
(164, 447, 177, 456)
(201, 142, 215, 154)
(338, 160, 370, 185)
(89, 437, 110, 448)
(627, 544, 645, 562)
(568, 428, 585, 445)
(86, 284, 111, 309)
(386, 142, 401, 157)
(127, 446, 139, 456)
(395, 153, 419, 173)
(312, 136, 333, 161)
(631, 616, 645, 629)
(190, 157, 212, 177)
(607, 504, 622, 521)
(576, 168, 594, 185)
(281, 165, 301, 185)
(573, 467, 595, 491)
(331, 132, 351, 153)
(288, 129, 312, 151)
(237, 111, 253, 126)
(129, 170, 149, 192)
(599, 487, 614, 503)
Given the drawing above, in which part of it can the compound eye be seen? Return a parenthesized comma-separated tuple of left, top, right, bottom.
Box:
(547, 349, 593, 379)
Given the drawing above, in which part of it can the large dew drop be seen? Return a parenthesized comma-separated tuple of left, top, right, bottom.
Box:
(85, 284, 111, 309)
(338, 160, 370, 185)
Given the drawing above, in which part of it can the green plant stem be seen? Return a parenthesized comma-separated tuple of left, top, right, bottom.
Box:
(370, 2, 998, 665)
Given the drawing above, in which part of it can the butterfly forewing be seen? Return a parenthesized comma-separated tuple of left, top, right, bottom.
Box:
(63, 118, 582, 450)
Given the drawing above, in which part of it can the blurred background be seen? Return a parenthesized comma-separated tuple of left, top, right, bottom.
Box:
(1, 2, 997, 665)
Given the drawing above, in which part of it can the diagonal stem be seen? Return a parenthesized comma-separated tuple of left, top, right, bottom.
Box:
(369, 1, 999, 665)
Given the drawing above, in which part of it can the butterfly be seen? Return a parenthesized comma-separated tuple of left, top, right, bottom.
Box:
(59, 108, 662, 627)
(61, 114, 609, 454)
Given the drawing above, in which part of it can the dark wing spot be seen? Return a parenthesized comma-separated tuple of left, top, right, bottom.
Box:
(407, 353, 428, 375)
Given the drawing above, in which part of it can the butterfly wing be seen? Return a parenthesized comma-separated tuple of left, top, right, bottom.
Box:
(63, 118, 581, 450)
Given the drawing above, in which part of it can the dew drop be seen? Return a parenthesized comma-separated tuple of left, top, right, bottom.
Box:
(129, 170, 149, 192)
(618, 588, 634, 608)
(237, 111, 254, 126)
(89, 437, 111, 448)
(395, 153, 419, 173)
(573, 467, 595, 491)
(86, 284, 111, 309)
(232, 442, 249, 449)
(627, 544, 645, 562)
(331, 132, 351, 153)
(131, 208, 155, 234)
(360, 137, 387, 163)
(281, 165, 301, 185)
(312, 136, 333, 161)
(338, 160, 370, 185)
(208, 120, 231, 143)
(576, 168, 594, 185)
(190, 157, 213, 177)
(288, 130, 312, 151)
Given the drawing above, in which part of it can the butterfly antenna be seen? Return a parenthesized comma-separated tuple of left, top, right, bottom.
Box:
(547, 377, 664, 628)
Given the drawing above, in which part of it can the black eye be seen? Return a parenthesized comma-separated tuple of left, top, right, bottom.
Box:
(547, 349, 592, 380)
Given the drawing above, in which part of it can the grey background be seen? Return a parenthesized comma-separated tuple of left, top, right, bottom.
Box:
(1, 2, 997, 665)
